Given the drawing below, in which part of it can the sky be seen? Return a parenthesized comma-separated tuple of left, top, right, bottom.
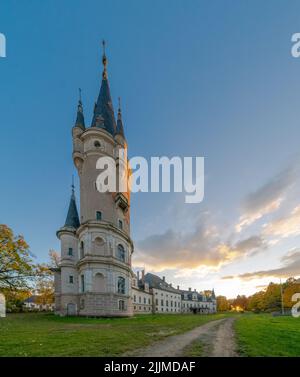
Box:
(1, 0, 300, 298)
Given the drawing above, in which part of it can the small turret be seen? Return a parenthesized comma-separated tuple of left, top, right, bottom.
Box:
(115, 97, 125, 139)
(74, 88, 85, 130)
(64, 181, 80, 229)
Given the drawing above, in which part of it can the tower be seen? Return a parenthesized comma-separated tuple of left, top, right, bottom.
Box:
(54, 43, 134, 317)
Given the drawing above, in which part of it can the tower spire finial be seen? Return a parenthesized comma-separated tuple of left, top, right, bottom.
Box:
(71, 175, 75, 194)
(79, 87, 82, 103)
(118, 97, 121, 115)
(102, 40, 107, 79)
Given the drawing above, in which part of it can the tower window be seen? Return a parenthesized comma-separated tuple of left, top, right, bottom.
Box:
(96, 211, 102, 221)
(69, 275, 74, 284)
(80, 241, 84, 259)
(117, 244, 125, 262)
(81, 275, 85, 292)
(94, 140, 101, 148)
(118, 220, 123, 230)
(68, 247, 73, 256)
(117, 277, 125, 294)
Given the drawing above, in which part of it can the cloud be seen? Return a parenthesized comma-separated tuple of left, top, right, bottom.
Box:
(262, 205, 300, 239)
(134, 216, 266, 270)
(235, 166, 297, 232)
(222, 248, 300, 280)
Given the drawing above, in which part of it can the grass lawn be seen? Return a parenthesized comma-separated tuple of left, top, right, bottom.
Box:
(235, 313, 300, 357)
(0, 312, 225, 356)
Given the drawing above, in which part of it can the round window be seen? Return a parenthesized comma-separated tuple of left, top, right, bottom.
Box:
(94, 140, 101, 148)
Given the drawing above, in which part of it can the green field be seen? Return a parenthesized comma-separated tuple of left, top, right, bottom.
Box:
(235, 313, 300, 357)
(0, 313, 225, 356)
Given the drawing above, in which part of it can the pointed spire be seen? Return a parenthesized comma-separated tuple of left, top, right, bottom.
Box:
(102, 40, 107, 80)
(211, 288, 216, 299)
(75, 88, 85, 130)
(64, 177, 80, 229)
(116, 97, 125, 138)
(91, 41, 116, 135)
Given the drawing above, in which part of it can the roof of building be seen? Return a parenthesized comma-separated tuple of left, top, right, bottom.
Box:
(64, 186, 80, 229)
(144, 273, 181, 294)
(91, 43, 116, 135)
(115, 98, 125, 138)
(74, 94, 85, 130)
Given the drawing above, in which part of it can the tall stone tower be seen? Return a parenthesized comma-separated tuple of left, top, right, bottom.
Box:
(54, 43, 134, 317)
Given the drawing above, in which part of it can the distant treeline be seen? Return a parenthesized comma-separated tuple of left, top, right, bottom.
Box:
(217, 277, 300, 312)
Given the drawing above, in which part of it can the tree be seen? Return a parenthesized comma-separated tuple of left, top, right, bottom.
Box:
(0, 224, 37, 290)
(283, 279, 300, 309)
(35, 250, 60, 306)
(262, 282, 281, 312)
(2, 288, 31, 312)
(247, 291, 265, 312)
(217, 295, 229, 311)
(232, 295, 248, 311)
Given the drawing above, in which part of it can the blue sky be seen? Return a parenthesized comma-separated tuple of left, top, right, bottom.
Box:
(1, 0, 300, 297)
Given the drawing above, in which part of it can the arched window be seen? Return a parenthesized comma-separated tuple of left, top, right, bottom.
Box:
(94, 140, 101, 148)
(80, 241, 84, 259)
(117, 244, 125, 262)
(117, 276, 125, 294)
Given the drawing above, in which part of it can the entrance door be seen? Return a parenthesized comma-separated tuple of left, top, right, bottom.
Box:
(67, 303, 76, 316)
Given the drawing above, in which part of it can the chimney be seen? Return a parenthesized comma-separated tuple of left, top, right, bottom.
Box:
(142, 269, 145, 282)
(162, 276, 165, 282)
(177, 285, 180, 290)
(189, 287, 191, 291)
(137, 271, 140, 281)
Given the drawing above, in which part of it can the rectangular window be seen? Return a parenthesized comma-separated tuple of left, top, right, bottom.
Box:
(161, 299, 164, 306)
(134, 295, 136, 303)
(119, 300, 125, 311)
(118, 220, 123, 229)
(68, 248, 73, 256)
(81, 275, 85, 292)
(156, 299, 158, 305)
(96, 211, 102, 220)
(69, 275, 74, 284)
(144, 297, 146, 304)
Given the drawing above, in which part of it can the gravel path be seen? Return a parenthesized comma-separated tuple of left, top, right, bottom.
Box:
(126, 317, 238, 357)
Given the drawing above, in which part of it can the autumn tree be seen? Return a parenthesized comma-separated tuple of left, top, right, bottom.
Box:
(35, 250, 60, 306)
(0, 224, 38, 290)
(216, 295, 229, 311)
(283, 278, 300, 309)
(232, 295, 248, 311)
(247, 291, 265, 312)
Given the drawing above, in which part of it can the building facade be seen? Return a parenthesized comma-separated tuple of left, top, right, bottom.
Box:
(54, 45, 134, 317)
(53, 47, 217, 317)
(131, 272, 216, 315)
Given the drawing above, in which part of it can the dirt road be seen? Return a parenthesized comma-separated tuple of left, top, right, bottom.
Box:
(126, 317, 238, 357)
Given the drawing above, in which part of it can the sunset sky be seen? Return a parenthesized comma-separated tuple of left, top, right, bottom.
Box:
(1, 0, 300, 297)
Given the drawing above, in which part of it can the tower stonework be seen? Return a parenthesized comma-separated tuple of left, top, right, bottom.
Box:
(54, 46, 134, 317)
